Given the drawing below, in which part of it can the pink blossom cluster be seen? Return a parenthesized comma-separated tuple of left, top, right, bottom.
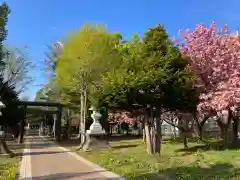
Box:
(179, 21, 240, 112)
(108, 110, 140, 124)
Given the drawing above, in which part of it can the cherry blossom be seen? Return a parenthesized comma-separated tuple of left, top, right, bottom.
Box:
(108, 110, 140, 124)
(179, 21, 240, 112)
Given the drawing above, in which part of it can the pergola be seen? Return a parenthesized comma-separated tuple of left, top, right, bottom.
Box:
(17, 100, 68, 141)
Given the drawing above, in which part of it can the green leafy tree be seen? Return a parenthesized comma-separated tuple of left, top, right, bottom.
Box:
(55, 24, 121, 145)
(0, 2, 27, 154)
(35, 77, 58, 102)
(94, 24, 197, 155)
(0, 77, 25, 153)
(0, 2, 10, 68)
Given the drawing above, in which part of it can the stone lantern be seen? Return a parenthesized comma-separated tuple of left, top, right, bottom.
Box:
(86, 106, 105, 135)
(82, 106, 109, 152)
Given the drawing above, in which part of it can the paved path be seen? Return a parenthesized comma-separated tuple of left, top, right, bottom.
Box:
(18, 134, 124, 180)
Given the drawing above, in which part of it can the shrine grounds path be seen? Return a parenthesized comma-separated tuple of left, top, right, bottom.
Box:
(17, 131, 124, 180)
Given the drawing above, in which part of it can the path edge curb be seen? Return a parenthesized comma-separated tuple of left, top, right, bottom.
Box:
(17, 136, 32, 180)
(15, 137, 26, 180)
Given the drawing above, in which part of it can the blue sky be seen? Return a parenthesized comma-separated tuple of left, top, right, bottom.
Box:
(4, 0, 240, 100)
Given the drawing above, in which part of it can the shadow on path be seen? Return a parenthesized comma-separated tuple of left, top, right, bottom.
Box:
(20, 171, 120, 180)
(30, 143, 55, 149)
(57, 139, 81, 148)
(14, 150, 73, 157)
(27, 150, 72, 156)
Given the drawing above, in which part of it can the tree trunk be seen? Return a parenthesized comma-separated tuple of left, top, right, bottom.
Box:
(173, 125, 177, 139)
(0, 126, 12, 154)
(150, 124, 156, 152)
(78, 90, 87, 149)
(153, 116, 161, 155)
(223, 127, 228, 142)
(18, 120, 25, 144)
(142, 129, 146, 142)
(142, 122, 146, 142)
(182, 119, 188, 148)
(0, 139, 11, 154)
(102, 120, 110, 135)
(126, 125, 129, 135)
(144, 107, 161, 155)
(217, 118, 229, 142)
(198, 125, 203, 141)
(109, 124, 112, 135)
(11, 125, 19, 141)
(77, 91, 84, 141)
(179, 128, 189, 148)
(117, 124, 121, 134)
(82, 89, 87, 143)
(77, 117, 81, 139)
(194, 114, 208, 141)
(232, 116, 239, 142)
(183, 135, 188, 148)
(219, 125, 224, 139)
(145, 121, 153, 154)
(67, 109, 72, 140)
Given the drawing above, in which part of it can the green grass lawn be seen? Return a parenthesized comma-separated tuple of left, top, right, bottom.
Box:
(61, 137, 240, 180)
(0, 155, 20, 180)
(0, 141, 24, 180)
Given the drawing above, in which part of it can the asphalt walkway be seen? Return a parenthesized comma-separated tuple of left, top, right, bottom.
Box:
(18, 133, 124, 180)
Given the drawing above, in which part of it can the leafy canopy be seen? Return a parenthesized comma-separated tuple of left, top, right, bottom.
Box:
(94, 24, 197, 114)
(55, 24, 121, 106)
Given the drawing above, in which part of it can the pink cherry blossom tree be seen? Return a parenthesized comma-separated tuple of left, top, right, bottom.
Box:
(108, 110, 140, 125)
(179, 21, 240, 141)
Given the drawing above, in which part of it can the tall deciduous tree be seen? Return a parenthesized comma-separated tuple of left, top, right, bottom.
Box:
(94, 24, 196, 155)
(55, 24, 121, 145)
(35, 77, 58, 102)
(1, 47, 34, 94)
(0, 2, 10, 69)
(0, 2, 27, 153)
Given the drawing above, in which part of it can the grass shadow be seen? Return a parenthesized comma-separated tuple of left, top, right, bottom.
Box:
(176, 139, 240, 154)
(107, 134, 141, 142)
(135, 163, 239, 180)
(163, 137, 204, 145)
(111, 144, 138, 149)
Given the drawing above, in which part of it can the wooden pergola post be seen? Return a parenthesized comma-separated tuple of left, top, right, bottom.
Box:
(55, 106, 62, 142)
(15, 101, 72, 142)
(18, 105, 26, 144)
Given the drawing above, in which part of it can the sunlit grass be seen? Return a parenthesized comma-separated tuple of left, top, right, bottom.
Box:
(0, 141, 24, 180)
(64, 138, 240, 179)
(0, 155, 20, 180)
